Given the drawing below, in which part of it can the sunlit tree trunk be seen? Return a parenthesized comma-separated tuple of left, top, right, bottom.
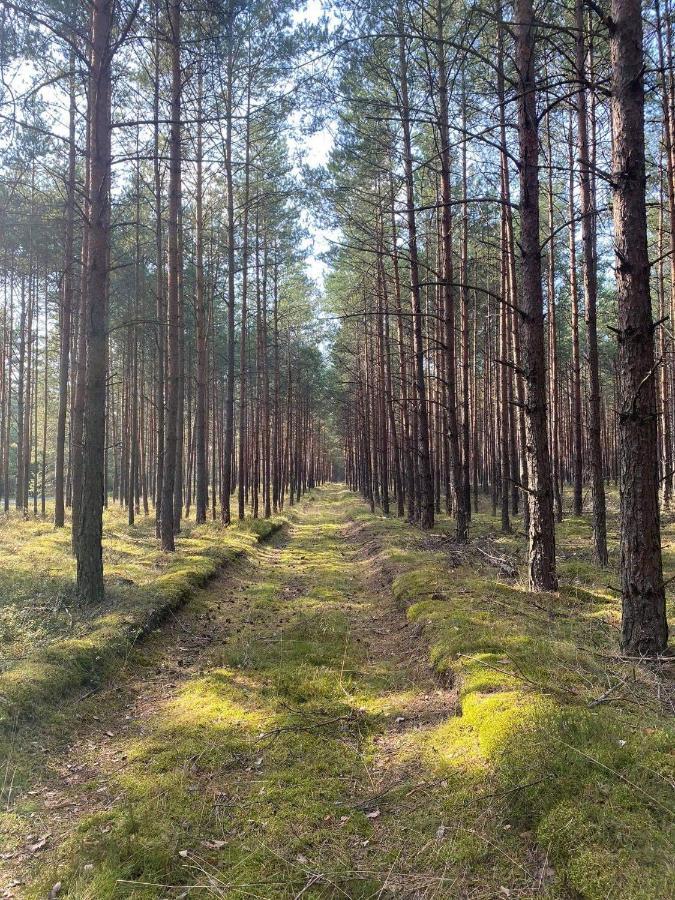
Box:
(514, 0, 557, 591)
(76, 0, 113, 601)
(610, 0, 668, 654)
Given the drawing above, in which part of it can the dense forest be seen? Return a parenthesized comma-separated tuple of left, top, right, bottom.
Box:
(0, 0, 673, 897)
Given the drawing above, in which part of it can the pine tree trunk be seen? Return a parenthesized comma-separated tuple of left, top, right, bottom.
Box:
(153, 1, 165, 537)
(656, 0, 675, 507)
(237, 100, 251, 521)
(160, 0, 181, 551)
(576, 0, 608, 564)
(76, 0, 113, 602)
(568, 113, 583, 518)
(397, 8, 434, 529)
(497, 0, 529, 534)
(389, 169, 414, 522)
(222, 25, 236, 525)
(55, 59, 76, 528)
(460, 75, 472, 524)
(610, 0, 668, 654)
(436, 0, 467, 540)
(173, 204, 185, 534)
(195, 65, 208, 524)
(71, 69, 91, 552)
(545, 106, 563, 523)
(514, 0, 557, 591)
(499, 204, 511, 534)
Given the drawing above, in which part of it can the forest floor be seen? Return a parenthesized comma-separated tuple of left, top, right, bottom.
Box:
(0, 487, 673, 899)
(0, 508, 280, 732)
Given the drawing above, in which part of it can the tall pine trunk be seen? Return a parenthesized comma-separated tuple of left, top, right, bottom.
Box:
(55, 58, 76, 528)
(153, 2, 165, 538)
(610, 0, 668, 654)
(397, 7, 434, 529)
(194, 65, 208, 524)
(436, 0, 467, 540)
(568, 115, 583, 518)
(576, 0, 608, 564)
(76, 0, 113, 601)
(222, 22, 236, 525)
(514, 0, 557, 591)
(160, 0, 181, 551)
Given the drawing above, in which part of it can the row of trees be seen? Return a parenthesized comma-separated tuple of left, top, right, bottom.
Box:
(326, 0, 671, 655)
(1, 0, 671, 657)
(0, 0, 336, 598)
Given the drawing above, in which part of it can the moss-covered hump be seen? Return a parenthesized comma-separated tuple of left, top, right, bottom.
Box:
(0, 507, 282, 732)
(395, 551, 674, 899)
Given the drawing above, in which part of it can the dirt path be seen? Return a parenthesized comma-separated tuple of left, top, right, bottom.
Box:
(2, 488, 461, 899)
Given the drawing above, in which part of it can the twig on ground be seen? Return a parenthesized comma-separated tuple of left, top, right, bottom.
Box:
(474, 544, 519, 578)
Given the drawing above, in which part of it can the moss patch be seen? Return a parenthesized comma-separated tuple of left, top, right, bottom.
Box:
(0, 508, 281, 734)
(391, 508, 674, 899)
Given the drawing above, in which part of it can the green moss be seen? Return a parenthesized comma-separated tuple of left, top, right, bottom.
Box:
(22, 493, 387, 898)
(5, 488, 674, 899)
(0, 510, 282, 734)
(393, 505, 674, 899)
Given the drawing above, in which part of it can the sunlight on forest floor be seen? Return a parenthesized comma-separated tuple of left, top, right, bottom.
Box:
(0, 489, 673, 899)
(0, 508, 280, 734)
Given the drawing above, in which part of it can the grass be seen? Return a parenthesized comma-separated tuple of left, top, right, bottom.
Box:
(0, 505, 281, 734)
(1, 487, 673, 899)
(387, 499, 675, 899)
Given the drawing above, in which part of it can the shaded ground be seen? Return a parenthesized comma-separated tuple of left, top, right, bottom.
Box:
(0, 487, 673, 899)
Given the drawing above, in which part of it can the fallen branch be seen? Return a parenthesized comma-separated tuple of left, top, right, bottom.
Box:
(474, 544, 519, 578)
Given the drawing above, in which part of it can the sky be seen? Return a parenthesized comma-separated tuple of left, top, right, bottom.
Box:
(0, 0, 338, 292)
(289, 0, 339, 291)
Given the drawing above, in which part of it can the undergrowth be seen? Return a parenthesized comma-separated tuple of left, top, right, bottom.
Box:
(0, 507, 281, 733)
(1, 489, 673, 899)
(388, 507, 675, 899)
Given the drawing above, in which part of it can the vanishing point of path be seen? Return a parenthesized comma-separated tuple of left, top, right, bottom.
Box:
(4, 487, 462, 899)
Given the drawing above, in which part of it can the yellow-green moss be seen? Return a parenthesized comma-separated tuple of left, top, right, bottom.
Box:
(4, 488, 674, 899)
(0, 508, 282, 733)
(393, 507, 674, 900)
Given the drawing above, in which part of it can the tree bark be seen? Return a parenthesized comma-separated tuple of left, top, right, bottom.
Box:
(397, 7, 434, 529)
(160, 0, 181, 551)
(195, 64, 208, 524)
(610, 0, 668, 654)
(76, 0, 113, 602)
(514, 0, 557, 591)
(436, 0, 467, 540)
(153, 0, 165, 537)
(576, 0, 608, 564)
(222, 19, 236, 525)
(55, 58, 76, 528)
(568, 113, 583, 518)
